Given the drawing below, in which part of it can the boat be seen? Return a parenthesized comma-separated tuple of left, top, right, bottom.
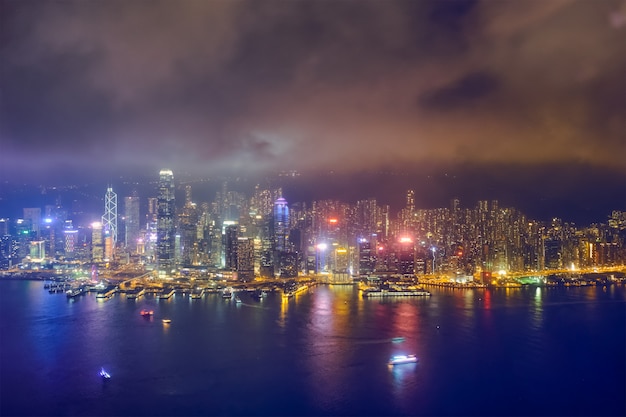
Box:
(99, 367, 111, 379)
(222, 287, 233, 299)
(66, 287, 85, 298)
(391, 337, 405, 343)
(140, 309, 154, 317)
(362, 288, 431, 298)
(235, 296, 242, 304)
(162, 319, 171, 324)
(388, 354, 418, 366)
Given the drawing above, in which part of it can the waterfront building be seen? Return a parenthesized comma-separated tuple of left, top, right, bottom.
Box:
(157, 169, 176, 277)
(395, 238, 416, 276)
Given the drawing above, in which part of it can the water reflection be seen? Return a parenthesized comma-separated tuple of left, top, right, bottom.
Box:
(391, 303, 418, 338)
(532, 287, 543, 329)
(389, 362, 418, 403)
(306, 287, 346, 411)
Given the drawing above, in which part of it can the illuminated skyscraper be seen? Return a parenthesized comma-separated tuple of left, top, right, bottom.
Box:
(157, 169, 175, 276)
(102, 187, 118, 245)
(273, 197, 289, 252)
(124, 193, 140, 252)
(91, 222, 103, 262)
(236, 237, 254, 281)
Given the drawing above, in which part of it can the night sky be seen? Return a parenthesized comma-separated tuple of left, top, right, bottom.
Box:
(1, 0, 625, 220)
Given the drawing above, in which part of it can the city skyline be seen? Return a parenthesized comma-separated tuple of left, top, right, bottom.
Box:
(1, 0, 624, 190)
(1, 170, 624, 280)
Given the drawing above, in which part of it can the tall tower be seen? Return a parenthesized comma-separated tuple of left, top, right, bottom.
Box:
(102, 187, 118, 245)
(157, 169, 176, 276)
(273, 197, 289, 252)
(124, 193, 140, 252)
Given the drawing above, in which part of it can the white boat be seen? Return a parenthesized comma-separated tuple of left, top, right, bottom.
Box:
(162, 319, 171, 324)
(388, 354, 418, 366)
(99, 367, 111, 379)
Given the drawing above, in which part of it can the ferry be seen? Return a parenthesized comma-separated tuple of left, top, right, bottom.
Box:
(222, 288, 233, 299)
(99, 367, 111, 379)
(66, 288, 84, 298)
(362, 289, 431, 298)
(388, 355, 418, 366)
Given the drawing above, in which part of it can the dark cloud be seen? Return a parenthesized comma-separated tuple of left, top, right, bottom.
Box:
(0, 0, 624, 182)
(419, 71, 500, 110)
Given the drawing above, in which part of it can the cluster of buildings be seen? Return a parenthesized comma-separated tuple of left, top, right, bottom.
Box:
(1, 170, 625, 282)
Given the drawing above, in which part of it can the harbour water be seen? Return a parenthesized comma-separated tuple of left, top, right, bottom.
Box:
(1, 280, 624, 416)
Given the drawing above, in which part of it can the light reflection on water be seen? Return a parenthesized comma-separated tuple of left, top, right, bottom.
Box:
(1, 280, 624, 416)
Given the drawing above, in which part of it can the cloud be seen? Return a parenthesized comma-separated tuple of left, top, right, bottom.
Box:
(0, 0, 624, 180)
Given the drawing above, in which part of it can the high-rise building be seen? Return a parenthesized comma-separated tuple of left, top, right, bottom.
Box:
(273, 198, 289, 252)
(179, 185, 199, 266)
(91, 221, 103, 262)
(157, 169, 176, 276)
(224, 224, 239, 270)
(358, 239, 375, 276)
(23, 208, 41, 238)
(64, 229, 78, 259)
(102, 187, 118, 246)
(236, 237, 255, 281)
(124, 193, 140, 252)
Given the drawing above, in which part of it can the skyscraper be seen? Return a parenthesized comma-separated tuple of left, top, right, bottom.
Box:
(124, 193, 140, 252)
(91, 221, 103, 262)
(273, 197, 289, 252)
(157, 169, 175, 276)
(102, 187, 118, 245)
